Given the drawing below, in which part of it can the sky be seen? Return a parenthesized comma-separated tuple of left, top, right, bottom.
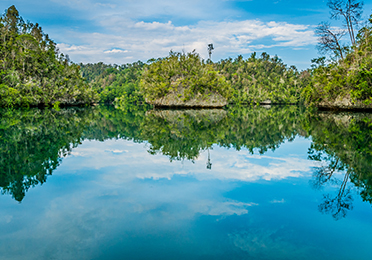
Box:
(1, 0, 372, 69)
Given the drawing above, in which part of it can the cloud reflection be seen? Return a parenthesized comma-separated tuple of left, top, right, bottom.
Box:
(65, 138, 315, 182)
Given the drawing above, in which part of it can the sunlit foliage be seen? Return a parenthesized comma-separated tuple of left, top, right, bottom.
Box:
(0, 6, 98, 107)
(140, 51, 232, 102)
(80, 61, 145, 104)
(214, 53, 305, 104)
(303, 14, 372, 107)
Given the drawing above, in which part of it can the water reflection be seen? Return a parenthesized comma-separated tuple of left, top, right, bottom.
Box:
(306, 112, 372, 220)
(1, 104, 372, 222)
(143, 109, 227, 161)
(2, 105, 372, 259)
(0, 105, 305, 201)
(0, 108, 96, 201)
(142, 105, 306, 161)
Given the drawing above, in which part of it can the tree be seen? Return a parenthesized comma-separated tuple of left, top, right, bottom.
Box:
(327, 0, 364, 45)
(207, 43, 214, 59)
(315, 22, 346, 59)
(3, 5, 21, 34)
(310, 57, 326, 68)
(0, 5, 98, 107)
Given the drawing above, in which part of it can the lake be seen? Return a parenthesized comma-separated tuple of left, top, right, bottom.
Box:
(1, 104, 372, 260)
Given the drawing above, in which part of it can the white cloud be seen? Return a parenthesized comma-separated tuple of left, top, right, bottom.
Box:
(103, 49, 129, 54)
(94, 3, 116, 9)
(36, 0, 318, 67)
(192, 201, 258, 216)
(270, 199, 286, 204)
(56, 18, 316, 64)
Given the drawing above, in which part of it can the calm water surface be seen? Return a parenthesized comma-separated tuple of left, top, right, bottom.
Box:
(1, 105, 372, 260)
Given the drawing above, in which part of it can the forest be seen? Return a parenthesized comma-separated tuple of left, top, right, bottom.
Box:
(81, 51, 308, 107)
(1, 3, 372, 109)
(80, 2, 372, 109)
(303, 0, 372, 109)
(0, 5, 98, 108)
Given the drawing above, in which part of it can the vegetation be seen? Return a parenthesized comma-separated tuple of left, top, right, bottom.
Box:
(140, 51, 232, 102)
(76, 3, 371, 110)
(80, 61, 145, 104)
(303, 2, 372, 108)
(2, 3, 372, 109)
(2, 2, 372, 228)
(82, 51, 305, 106)
(214, 53, 304, 104)
(0, 6, 97, 108)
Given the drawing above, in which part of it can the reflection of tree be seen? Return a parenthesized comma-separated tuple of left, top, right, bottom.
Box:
(318, 172, 354, 220)
(142, 109, 226, 161)
(311, 160, 339, 188)
(4, 103, 372, 211)
(307, 112, 372, 219)
(309, 146, 354, 220)
(309, 145, 346, 189)
(0, 105, 307, 201)
(206, 149, 212, 170)
(141, 106, 307, 161)
(0, 108, 98, 201)
(219, 105, 305, 154)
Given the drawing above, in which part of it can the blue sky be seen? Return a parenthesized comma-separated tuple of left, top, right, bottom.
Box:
(2, 0, 372, 69)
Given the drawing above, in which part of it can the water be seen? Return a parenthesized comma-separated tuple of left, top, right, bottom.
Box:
(1, 105, 372, 260)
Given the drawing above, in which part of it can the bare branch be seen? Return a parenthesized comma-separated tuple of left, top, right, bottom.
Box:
(315, 22, 346, 59)
(327, 0, 364, 45)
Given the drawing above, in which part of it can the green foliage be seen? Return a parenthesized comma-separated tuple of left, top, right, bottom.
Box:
(80, 51, 306, 106)
(80, 61, 145, 104)
(0, 83, 20, 107)
(0, 5, 98, 107)
(140, 51, 232, 102)
(214, 53, 304, 104)
(303, 14, 372, 107)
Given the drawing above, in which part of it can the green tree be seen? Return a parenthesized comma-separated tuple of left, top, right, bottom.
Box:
(140, 51, 232, 103)
(0, 5, 98, 107)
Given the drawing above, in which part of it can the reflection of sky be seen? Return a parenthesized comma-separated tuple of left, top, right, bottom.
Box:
(1, 137, 372, 259)
(66, 137, 314, 181)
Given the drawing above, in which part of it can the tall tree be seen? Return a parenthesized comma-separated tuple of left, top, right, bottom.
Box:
(327, 0, 364, 45)
(207, 43, 214, 60)
(315, 22, 346, 59)
(0, 5, 98, 107)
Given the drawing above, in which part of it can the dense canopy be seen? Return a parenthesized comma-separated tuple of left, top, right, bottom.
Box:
(0, 5, 98, 107)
